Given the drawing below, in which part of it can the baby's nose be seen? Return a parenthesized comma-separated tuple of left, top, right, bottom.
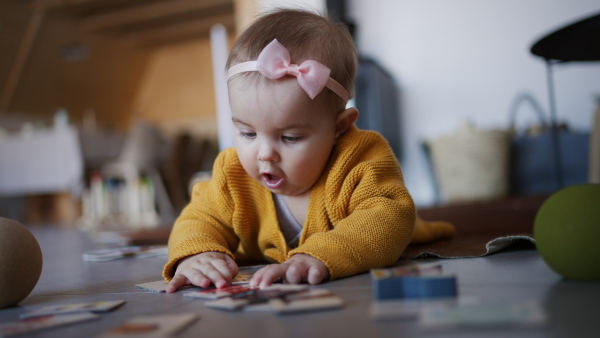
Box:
(257, 141, 280, 163)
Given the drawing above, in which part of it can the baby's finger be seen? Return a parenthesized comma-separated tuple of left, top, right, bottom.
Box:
(307, 265, 325, 285)
(285, 263, 304, 284)
(199, 264, 228, 288)
(166, 274, 189, 293)
(187, 269, 212, 288)
(250, 264, 284, 288)
(223, 254, 239, 276)
(259, 264, 287, 287)
(211, 259, 234, 283)
(248, 265, 267, 287)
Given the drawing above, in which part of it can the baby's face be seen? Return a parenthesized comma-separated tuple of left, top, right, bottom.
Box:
(229, 77, 338, 197)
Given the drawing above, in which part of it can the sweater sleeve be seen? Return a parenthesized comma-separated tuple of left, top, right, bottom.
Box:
(289, 129, 416, 280)
(162, 150, 240, 281)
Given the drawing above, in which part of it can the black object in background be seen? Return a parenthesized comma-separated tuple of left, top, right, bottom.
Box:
(529, 11, 600, 190)
(354, 58, 401, 159)
(326, 0, 402, 160)
(531, 11, 600, 62)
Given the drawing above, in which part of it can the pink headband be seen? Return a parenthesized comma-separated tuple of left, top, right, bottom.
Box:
(227, 39, 349, 103)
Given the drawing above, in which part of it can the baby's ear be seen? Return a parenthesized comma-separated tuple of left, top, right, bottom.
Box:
(335, 107, 359, 140)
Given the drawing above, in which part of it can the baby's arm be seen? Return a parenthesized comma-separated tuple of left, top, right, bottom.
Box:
(249, 254, 329, 288)
(166, 252, 239, 293)
(286, 185, 415, 281)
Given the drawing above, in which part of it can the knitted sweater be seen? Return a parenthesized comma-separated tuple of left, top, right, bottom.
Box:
(163, 125, 416, 281)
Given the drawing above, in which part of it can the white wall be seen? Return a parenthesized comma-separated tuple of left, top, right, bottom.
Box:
(348, 0, 600, 206)
(259, 0, 325, 12)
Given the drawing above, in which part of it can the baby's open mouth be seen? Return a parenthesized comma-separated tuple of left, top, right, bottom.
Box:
(262, 173, 284, 189)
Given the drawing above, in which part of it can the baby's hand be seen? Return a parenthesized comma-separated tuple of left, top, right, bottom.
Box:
(166, 252, 239, 293)
(249, 254, 329, 288)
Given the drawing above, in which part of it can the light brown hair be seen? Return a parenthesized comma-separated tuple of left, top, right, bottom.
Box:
(227, 8, 357, 111)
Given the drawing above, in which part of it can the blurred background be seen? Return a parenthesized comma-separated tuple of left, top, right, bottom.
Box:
(1, 0, 599, 230)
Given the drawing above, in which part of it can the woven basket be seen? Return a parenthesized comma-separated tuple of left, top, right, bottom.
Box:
(428, 123, 511, 204)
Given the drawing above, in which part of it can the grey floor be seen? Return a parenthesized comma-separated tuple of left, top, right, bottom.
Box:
(1, 227, 599, 338)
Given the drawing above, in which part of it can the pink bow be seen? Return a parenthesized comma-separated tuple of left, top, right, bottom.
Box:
(255, 39, 331, 100)
(227, 39, 349, 102)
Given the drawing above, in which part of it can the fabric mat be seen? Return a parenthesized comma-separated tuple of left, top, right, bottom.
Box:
(401, 194, 548, 259)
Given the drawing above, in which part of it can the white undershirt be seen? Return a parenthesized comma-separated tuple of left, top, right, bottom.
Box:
(273, 193, 303, 248)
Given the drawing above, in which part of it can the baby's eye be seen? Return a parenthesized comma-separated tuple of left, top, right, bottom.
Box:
(240, 132, 256, 139)
(282, 135, 303, 142)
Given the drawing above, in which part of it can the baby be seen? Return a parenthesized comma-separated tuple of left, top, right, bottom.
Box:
(164, 9, 454, 292)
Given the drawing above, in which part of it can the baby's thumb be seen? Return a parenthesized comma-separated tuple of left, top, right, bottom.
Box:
(166, 274, 187, 293)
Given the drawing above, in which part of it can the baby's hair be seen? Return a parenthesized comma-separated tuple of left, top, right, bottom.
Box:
(227, 8, 357, 111)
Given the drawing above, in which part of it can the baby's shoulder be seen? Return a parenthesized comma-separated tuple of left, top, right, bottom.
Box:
(337, 127, 395, 162)
(213, 148, 244, 171)
(209, 148, 251, 185)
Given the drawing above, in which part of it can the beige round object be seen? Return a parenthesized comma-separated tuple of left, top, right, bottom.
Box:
(0, 217, 43, 308)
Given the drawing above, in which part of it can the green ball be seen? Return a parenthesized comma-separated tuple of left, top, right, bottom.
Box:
(534, 184, 600, 280)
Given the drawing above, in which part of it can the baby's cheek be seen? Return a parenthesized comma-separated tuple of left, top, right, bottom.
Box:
(237, 155, 259, 179)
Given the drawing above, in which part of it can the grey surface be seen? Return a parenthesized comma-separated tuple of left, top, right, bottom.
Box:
(1, 227, 599, 337)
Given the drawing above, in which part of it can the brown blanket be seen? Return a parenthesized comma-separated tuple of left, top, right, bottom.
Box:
(401, 194, 548, 259)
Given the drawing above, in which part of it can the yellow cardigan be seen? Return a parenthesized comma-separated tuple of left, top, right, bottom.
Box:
(163, 125, 416, 281)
